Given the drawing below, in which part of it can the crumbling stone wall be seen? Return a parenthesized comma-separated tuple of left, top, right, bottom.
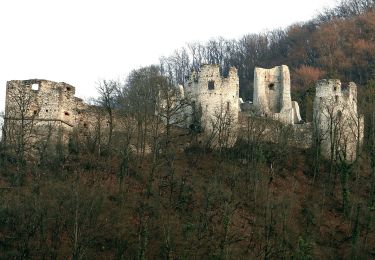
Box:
(184, 65, 239, 146)
(5, 79, 86, 126)
(4, 79, 98, 144)
(4, 70, 364, 164)
(4, 79, 124, 159)
(238, 114, 313, 149)
(156, 84, 187, 127)
(313, 79, 364, 162)
(253, 65, 302, 124)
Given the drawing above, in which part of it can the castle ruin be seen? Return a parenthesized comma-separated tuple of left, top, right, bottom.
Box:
(2, 65, 364, 162)
(5, 79, 88, 124)
(184, 65, 239, 146)
(253, 65, 302, 124)
(3, 79, 101, 151)
(313, 79, 364, 161)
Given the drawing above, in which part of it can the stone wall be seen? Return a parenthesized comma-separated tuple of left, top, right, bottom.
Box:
(4, 70, 365, 163)
(4, 79, 101, 145)
(253, 65, 302, 124)
(185, 65, 239, 128)
(238, 113, 313, 149)
(313, 79, 364, 161)
(5, 79, 86, 127)
(184, 65, 239, 146)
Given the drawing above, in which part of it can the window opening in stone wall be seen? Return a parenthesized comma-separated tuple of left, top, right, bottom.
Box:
(64, 111, 70, 116)
(31, 83, 39, 91)
(208, 80, 215, 90)
(268, 83, 275, 90)
(45, 109, 49, 112)
(66, 87, 71, 91)
(33, 110, 37, 115)
(335, 95, 339, 103)
(337, 110, 342, 117)
(227, 101, 230, 111)
(334, 86, 337, 91)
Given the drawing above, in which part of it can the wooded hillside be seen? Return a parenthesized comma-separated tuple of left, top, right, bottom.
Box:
(1, 0, 375, 259)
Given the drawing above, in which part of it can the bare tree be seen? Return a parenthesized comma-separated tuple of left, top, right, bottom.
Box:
(160, 48, 191, 86)
(96, 79, 119, 150)
(120, 66, 161, 159)
(156, 83, 190, 154)
(0, 111, 5, 167)
(204, 102, 238, 154)
(82, 102, 108, 156)
(4, 82, 39, 184)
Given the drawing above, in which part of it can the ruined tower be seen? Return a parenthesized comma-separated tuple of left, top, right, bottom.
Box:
(313, 79, 364, 162)
(185, 65, 239, 146)
(253, 65, 302, 124)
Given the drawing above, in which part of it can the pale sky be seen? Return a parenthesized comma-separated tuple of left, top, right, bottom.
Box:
(0, 0, 338, 112)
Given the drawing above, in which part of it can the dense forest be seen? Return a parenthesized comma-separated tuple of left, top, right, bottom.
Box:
(1, 0, 375, 258)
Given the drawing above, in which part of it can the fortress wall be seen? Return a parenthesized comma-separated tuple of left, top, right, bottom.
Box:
(238, 114, 313, 149)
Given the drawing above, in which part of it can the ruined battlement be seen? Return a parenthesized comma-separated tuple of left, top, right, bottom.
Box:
(185, 65, 239, 105)
(315, 80, 359, 115)
(315, 80, 358, 108)
(186, 65, 238, 92)
(185, 65, 239, 125)
(316, 79, 357, 95)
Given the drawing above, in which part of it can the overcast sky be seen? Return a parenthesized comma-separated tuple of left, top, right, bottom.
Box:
(0, 0, 338, 112)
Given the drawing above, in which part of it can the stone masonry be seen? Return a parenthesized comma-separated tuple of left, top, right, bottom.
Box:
(253, 65, 302, 124)
(184, 65, 239, 146)
(313, 79, 364, 162)
(3, 66, 364, 163)
(4, 79, 97, 144)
